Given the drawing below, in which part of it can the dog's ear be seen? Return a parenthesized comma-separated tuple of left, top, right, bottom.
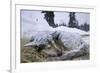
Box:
(29, 36, 34, 42)
(52, 31, 60, 41)
(51, 31, 57, 38)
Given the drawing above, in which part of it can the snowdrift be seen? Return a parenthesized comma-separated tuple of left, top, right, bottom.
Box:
(22, 26, 89, 39)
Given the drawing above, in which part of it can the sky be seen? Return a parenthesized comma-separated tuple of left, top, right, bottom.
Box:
(20, 10, 90, 37)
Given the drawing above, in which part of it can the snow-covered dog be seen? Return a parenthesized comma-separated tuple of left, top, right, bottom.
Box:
(49, 31, 89, 60)
(24, 30, 89, 60)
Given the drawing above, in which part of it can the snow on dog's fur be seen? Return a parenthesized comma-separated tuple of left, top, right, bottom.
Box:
(24, 30, 89, 60)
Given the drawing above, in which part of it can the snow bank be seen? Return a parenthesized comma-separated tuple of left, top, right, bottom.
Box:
(50, 26, 88, 36)
(22, 26, 88, 39)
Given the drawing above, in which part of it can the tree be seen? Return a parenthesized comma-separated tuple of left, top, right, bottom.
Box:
(84, 22, 89, 31)
(68, 12, 78, 28)
(41, 11, 55, 28)
(78, 22, 89, 31)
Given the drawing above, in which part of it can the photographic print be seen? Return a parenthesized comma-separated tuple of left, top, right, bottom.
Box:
(11, 0, 95, 72)
(20, 9, 90, 63)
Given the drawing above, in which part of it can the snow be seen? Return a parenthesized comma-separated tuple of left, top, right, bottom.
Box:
(54, 31, 84, 50)
(21, 10, 89, 51)
(21, 10, 90, 60)
(24, 30, 85, 51)
(50, 26, 88, 36)
(24, 31, 53, 47)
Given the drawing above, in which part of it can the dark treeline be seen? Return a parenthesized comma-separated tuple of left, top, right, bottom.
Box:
(78, 22, 90, 32)
(41, 11, 89, 31)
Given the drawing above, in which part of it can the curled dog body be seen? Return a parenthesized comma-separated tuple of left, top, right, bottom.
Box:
(24, 31, 89, 60)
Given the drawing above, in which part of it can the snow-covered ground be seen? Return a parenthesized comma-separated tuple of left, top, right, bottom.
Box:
(22, 26, 89, 40)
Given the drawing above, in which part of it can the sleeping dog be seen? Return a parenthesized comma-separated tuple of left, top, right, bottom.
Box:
(24, 31, 89, 60)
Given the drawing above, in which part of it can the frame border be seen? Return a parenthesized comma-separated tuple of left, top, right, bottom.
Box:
(11, 2, 96, 73)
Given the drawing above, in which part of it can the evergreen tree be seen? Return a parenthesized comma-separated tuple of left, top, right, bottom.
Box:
(78, 22, 89, 31)
(41, 11, 55, 28)
(83, 22, 89, 31)
(68, 12, 78, 28)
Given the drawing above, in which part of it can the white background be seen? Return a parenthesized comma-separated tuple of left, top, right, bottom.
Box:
(0, 0, 100, 73)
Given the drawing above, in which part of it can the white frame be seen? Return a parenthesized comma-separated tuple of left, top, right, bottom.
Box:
(11, 1, 96, 73)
